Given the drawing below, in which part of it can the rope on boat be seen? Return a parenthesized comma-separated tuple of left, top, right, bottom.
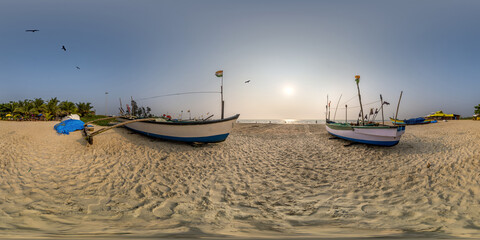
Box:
(335, 100, 381, 110)
(137, 91, 221, 101)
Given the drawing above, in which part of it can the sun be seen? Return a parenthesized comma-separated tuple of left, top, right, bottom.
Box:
(283, 86, 294, 96)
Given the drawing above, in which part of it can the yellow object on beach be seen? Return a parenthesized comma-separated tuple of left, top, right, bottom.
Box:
(427, 111, 454, 118)
(6, 114, 12, 117)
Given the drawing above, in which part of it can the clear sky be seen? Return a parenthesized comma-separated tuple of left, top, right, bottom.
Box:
(1, 0, 479, 120)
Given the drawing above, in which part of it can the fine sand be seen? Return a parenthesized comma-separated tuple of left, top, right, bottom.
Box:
(1, 120, 480, 239)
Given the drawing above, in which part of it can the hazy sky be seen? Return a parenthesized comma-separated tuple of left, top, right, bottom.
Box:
(1, 0, 479, 120)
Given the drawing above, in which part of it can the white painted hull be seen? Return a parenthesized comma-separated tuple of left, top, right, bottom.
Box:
(326, 123, 405, 146)
(118, 114, 239, 143)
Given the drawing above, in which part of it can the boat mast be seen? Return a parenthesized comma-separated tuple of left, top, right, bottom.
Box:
(221, 74, 224, 119)
(380, 94, 385, 125)
(345, 104, 347, 123)
(355, 75, 364, 125)
(326, 95, 329, 121)
(394, 91, 403, 126)
(333, 94, 342, 121)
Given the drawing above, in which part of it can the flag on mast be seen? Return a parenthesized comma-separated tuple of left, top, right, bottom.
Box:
(215, 70, 223, 77)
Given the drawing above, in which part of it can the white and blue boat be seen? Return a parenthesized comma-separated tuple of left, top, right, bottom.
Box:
(117, 114, 240, 143)
(326, 75, 405, 146)
(326, 122, 405, 146)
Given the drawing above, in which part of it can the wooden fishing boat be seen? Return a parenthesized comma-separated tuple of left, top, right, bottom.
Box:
(389, 117, 432, 125)
(84, 114, 240, 144)
(326, 75, 405, 146)
(117, 114, 240, 143)
(84, 70, 240, 145)
(326, 122, 405, 146)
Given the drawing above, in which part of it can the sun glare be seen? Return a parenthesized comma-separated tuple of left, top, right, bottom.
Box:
(283, 86, 294, 96)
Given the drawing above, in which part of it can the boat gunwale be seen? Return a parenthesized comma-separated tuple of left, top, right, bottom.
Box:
(118, 114, 240, 126)
(326, 122, 401, 129)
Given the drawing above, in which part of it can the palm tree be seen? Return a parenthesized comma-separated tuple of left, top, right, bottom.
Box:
(14, 99, 36, 120)
(59, 101, 78, 116)
(475, 104, 480, 115)
(32, 98, 47, 119)
(46, 97, 60, 119)
(5, 101, 18, 115)
(76, 102, 93, 116)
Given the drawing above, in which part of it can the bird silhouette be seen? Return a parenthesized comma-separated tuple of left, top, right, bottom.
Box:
(25, 29, 39, 32)
(245, 80, 251, 83)
(76, 66, 80, 69)
(62, 45, 66, 51)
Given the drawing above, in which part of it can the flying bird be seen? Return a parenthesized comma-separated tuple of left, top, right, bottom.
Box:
(61, 45, 66, 51)
(76, 66, 80, 69)
(25, 29, 39, 32)
(245, 80, 251, 83)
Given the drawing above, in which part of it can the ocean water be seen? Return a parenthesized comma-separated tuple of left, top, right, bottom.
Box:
(237, 119, 326, 124)
(237, 119, 388, 124)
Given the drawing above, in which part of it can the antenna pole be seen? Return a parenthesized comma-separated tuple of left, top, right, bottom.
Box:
(105, 91, 108, 116)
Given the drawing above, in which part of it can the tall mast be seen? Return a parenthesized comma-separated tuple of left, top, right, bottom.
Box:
(345, 104, 348, 123)
(333, 94, 342, 121)
(355, 75, 364, 125)
(221, 74, 224, 119)
(380, 94, 385, 125)
(394, 91, 403, 126)
(326, 95, 329, 121)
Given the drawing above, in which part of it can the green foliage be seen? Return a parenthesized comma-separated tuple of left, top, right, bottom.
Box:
(0, 98, 96, 121)
(46, 97, 60, 118)
(475, 104, 480, 115)
(76, 102, 93, 117)
(59, 101, 78, 115)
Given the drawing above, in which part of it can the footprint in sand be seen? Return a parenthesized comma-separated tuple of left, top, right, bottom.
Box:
(360, 204, 380, 216)
(152, 200, 177, 219)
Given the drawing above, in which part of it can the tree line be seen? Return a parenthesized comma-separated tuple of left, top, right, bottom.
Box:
(0, 98, 93, 121)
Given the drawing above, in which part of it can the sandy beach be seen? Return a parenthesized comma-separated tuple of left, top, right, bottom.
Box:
(1, 120, 480, 239)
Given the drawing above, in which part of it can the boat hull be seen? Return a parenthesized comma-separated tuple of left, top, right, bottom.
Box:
(326, 123, 405, 146)
(118, 114, 239, 143)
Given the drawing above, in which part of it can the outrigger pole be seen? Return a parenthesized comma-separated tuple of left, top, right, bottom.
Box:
(83, 117, 155, 145)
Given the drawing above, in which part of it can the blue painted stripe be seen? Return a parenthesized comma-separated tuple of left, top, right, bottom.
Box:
(328, 132, 400, 146)
(125, 126, 230, 143)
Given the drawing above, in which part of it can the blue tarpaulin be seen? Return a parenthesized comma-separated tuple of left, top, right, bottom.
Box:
(54, 119, 85, 135)
(404, 117, 427, 125)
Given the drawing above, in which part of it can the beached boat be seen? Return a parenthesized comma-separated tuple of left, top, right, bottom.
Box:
(116, 114, 240, 143)
(326, 75, 405, 146)
(389, 117, 432, 125)
(84, 70, 240, 144)
(326, 122, 405, 146)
